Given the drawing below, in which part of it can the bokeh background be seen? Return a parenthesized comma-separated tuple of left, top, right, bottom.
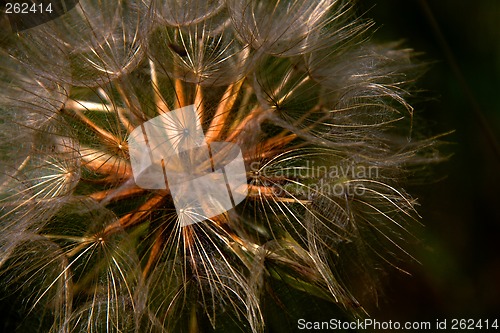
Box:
(356, 0, 500, 327)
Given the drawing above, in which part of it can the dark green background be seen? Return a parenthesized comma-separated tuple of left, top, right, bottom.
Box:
(356, 0, 500, 326)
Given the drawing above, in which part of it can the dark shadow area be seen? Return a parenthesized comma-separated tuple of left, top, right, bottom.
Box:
(357, 0, 500, 325)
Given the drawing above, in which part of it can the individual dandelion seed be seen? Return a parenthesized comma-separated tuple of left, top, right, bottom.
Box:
(0, 0, 447, 332)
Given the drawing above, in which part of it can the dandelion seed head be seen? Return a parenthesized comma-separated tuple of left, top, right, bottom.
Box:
(0, 0, 447, 331)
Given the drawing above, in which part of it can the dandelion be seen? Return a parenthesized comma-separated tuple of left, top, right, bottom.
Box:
(0, 0, 445, 332)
